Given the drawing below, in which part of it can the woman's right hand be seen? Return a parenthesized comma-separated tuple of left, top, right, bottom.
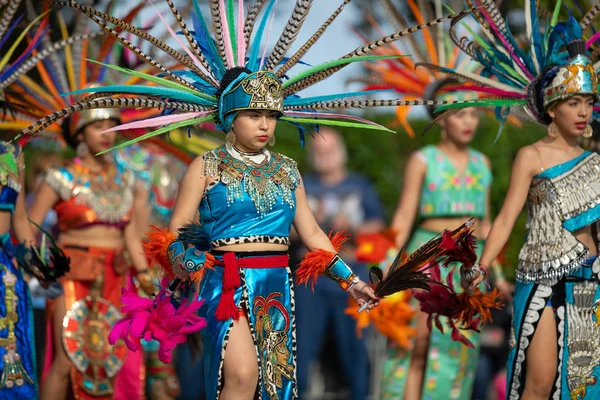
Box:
(460, 272, 485, 295)
(172, 262, 191, 280)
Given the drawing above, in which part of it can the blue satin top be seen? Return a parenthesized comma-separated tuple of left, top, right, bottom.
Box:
(199, 145, 301, 247)
(0, 142, 23, 213)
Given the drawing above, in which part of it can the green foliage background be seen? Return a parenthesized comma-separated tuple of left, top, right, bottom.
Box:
(270, 114, 547, 280)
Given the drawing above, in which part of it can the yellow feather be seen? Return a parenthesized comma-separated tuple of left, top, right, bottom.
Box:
(58, 14, 77, 92)
(0, 11, 50, 71)
(18, 76, 60, 110)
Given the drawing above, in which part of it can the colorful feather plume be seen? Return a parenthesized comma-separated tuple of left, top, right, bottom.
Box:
(367, 220, 477, 301)
(395, 0, 600, 127)
(12, 0, 480, 148)
(108, 277, 207, 364)
(413, 263, 502, 348)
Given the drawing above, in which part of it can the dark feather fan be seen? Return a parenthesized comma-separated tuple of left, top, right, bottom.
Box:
(16, 220, 70, 282)
(361, 219, 478, 311)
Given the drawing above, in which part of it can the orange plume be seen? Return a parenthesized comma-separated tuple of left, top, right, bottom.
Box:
(296, 231, 350, 290)
(143, 226, 177, 280)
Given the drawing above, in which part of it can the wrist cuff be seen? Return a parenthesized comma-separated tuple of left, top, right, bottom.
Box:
(324, 254, 358, 291)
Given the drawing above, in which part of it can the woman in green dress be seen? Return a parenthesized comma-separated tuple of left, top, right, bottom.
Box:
(383, 80, 511, 399)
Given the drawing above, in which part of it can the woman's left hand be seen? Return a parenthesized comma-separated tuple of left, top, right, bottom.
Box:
(348, 281, 380, 311)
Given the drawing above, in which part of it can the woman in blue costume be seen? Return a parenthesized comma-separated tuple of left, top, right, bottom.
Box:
(165, 66, 379, 400)
(460, 28, 600, 400)
(0, 141, 37, 399)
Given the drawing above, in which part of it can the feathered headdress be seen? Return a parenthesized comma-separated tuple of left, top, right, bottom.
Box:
(1, 1, 148, 142)
(410, 0, 600, 128)
(348, 0, 481, 137)
(0, 0, 53, 119)
(13, 0, 479, 149)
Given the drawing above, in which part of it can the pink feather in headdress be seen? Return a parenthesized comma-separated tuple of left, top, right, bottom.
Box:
(109, 278, 207, 363)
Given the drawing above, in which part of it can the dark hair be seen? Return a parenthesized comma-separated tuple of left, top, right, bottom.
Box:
(213, 67, 252, 126)
(528, 64, 559, 125)
(423, 78, 460, 118)
(61, 117, 79, 149)
(215, 67, 252, 99)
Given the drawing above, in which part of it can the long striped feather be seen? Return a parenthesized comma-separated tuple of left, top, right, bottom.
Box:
(277, 0, 350, 77)
(209, 0, 228, 67)
(0, 0, 22, 45)
(55, 1, 209, 81)
(164, 0, 216, 78)
(1, 32, 101, 90)
(265, 0, 313, 71)
(243, 0, 267, 49)
(282, 55, 405, 89)
(219, 0, 235, 67)
(14, 97, 209, 143)
(283, 98, 478, 111)
(61, 3, 200, 91)
(150, 3, 217, 84)
(381, 0, 425, 63)
(282, 7, 476, 95)
(580, 0, 600, 30)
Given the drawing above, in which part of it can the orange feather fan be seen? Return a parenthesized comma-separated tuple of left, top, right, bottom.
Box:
(296, 232, 350, 290)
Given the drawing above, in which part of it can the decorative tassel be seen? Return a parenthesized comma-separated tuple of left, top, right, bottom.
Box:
(143, 226, 177, 280)
(215, 252, 240, 321)
(296, 231, 350, 290)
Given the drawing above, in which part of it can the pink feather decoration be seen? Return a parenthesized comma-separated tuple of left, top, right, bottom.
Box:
(101, 111, 212, 133)
(237, 0, 246, 66)
(108, 278, 207, 364)
(587, 31, 600, 49)
(219, 0, 236, 67)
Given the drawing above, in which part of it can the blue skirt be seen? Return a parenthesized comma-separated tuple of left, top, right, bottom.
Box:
(507, 256, 600, 399)
(198, 251, 297, 400)
(0, 233, 37, 399)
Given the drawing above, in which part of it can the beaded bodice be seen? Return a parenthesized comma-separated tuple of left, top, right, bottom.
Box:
(518, 151, 600, 284)
(199, 145, 301, 247)
(44, 160, 134, 230)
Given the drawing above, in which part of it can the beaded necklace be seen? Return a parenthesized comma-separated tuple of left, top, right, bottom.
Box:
(203, 145, 300, 215)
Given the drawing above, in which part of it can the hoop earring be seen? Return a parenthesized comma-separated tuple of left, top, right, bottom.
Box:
(268, 135, 276, 147)
(583, 124, 593, 138)
(547, 122, 559, 138)
(76, 142, 90, 158)
(226, 131, 236, 146)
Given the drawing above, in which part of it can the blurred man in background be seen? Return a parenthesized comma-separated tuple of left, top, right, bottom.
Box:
(293, 128, 385, 400)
